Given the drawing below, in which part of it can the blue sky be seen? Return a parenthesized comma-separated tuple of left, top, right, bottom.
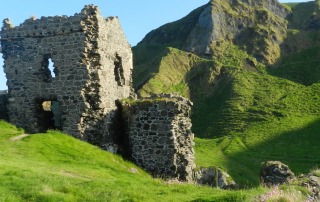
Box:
(0, 0, 314, 90)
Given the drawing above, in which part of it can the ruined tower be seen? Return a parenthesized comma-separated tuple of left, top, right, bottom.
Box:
(0, 5, 133, 148)
(1, 5, 196, 181)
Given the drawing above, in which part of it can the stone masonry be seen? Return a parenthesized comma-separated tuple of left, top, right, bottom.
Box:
(1, 6, 196, 182)
(121, 94, 196, 181)
(0, 5, 132, 147)
(0, 91, 8, 120)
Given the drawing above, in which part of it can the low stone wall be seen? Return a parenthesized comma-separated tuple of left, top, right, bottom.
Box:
(121, 94, 195, 181)
(0, 91, 8, 120)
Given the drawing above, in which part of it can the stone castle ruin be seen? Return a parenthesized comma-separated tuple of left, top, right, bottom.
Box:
(0, 5, 195, 181)
(1, 5, 132, 147)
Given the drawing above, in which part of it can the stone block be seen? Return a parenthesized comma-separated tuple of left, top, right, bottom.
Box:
(260, 161, 296, 186)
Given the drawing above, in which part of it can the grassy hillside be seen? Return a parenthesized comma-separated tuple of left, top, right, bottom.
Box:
(195, 70, 320, 185)
(134, 45, 320, 186)
(269, 46, 320, 85)
(134, 46, 216, 98)
(196, 116, 320, 186)
(270, 0, 320, 85)
(285, 0, 320, 30)
(0, 120, 267, 201)
(265, 0, 320, 124)
(137, 4, 207, 49)
(132, 0, 320, 188)
(133, 46, 320, 188)
(2, 0, 318, 200)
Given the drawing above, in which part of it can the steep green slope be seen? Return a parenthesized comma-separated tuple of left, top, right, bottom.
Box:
(285, 0, 320, 30)
(196, 69, 320, 136)
(196, 117, 320, 186)
(0, 121, 266, 201)
(195, 71, 320, 185)
(132, 45, 168, 89)
(269, 0, 320, 85)
(137, 4, 207, 49)
(269, 46, 320, 85)
(134, 47, 216, 98)
(133, 0, 320, 187)
(134, 38, 320, 187)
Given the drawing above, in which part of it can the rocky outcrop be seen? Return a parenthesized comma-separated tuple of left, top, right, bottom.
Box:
(258, 164, 320, 201)
(299, 172, 320, 201)
(243, 0, 289, 18)
(138, 0, 289, 65)
(193, 166, 236, 189)
(260, 161, 295, 186)
(185, 0, 289, 59)
(302, 0, 320, 30)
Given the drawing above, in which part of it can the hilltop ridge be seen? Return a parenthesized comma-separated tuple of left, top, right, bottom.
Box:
(138, 0, 289, 65)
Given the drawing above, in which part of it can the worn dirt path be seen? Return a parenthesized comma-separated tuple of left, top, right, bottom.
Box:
(10, 134, 30, 141)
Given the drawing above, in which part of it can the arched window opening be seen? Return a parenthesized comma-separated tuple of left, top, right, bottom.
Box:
(48, 58, 55, 78)
(42, 56, 57, 82)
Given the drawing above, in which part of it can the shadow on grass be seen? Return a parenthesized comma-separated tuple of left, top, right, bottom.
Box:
(268, 0, 320, 86)
(133, 45, 169, 91)
(268, 46, 320, 86)
(223, 118, 320, 187)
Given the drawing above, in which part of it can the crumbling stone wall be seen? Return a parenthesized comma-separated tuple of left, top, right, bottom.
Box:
(0, 5, 132, 147)
(1, 6, 198, 182)
(121, 95, 195, 181)
(0, 91, 8, 120)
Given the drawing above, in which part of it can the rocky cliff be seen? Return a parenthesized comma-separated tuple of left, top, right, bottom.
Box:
(138, 0, 289, 65)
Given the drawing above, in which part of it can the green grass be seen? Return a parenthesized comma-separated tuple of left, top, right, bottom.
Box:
(269, 45, 320, 86)
(1, 0, 319, 200)
(195, 116, 320, 186)
(132, 45, 168, 89)
(0, 120, 267, 201)
(134, 32, 320, 188)
(193, 70, 320, 185)
(285, 0, 320, 30)
(133, 45, 320, 188)
(311, 168, 320, 177)
(280, 0, 320, 57)
(134, 47, 216, 98)
(135, 3, 208, 50)
(133, 46, 320, 187)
